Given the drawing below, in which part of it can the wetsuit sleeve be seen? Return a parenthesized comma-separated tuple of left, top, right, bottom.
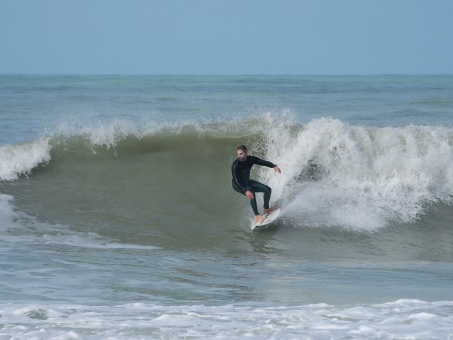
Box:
(252, 156, 276, 168)
(231, 159, 248, 193)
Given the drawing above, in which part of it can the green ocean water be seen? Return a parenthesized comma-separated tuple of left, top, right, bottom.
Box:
(1, 75, 453, 338)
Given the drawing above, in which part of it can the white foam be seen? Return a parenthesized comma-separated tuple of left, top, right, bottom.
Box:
(0, 139, 51, 181)
(45, 238, 162, 251)
(0, 300, 452, 339)
(259, 117, 453, 230)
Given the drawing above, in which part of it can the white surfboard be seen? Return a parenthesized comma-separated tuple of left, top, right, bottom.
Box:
(251, 208, 281, 230)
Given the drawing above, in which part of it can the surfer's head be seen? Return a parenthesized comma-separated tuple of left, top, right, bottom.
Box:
(237, 145, 248, 161)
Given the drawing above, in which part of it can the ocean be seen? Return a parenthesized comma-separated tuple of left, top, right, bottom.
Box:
(1, 75, 453, 339)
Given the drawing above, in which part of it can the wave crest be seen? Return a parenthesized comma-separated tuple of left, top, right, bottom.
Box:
(0, 139, 51, 181)
(2, 115, 453, 231)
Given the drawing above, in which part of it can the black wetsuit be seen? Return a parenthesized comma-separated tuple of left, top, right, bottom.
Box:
(231, 155, 276, 215)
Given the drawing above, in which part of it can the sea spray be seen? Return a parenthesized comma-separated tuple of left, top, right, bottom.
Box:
(260, 117, 453, 229)
(0, 139, 51, 181)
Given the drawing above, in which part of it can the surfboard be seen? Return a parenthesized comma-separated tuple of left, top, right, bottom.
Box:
(251, 208, 281, 230)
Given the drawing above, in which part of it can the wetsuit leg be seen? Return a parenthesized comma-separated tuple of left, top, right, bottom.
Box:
(248, 180, 272, 210)
(232, 181, 260, 215)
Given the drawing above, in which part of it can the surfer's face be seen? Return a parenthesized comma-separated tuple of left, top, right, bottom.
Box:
(237, 149, 247, 161)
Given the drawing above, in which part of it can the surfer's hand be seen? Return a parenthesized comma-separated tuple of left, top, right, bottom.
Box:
(245, 190, 254, 199)
(274, 166, 281, 174)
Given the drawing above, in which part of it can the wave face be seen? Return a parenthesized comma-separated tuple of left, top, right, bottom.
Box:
(1, 115, 453, 257)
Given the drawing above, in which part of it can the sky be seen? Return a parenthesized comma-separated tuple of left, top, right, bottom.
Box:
(1, 0, 452, 75)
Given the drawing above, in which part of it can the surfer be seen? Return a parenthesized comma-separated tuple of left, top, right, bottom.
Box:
(231, 145, 281, 223)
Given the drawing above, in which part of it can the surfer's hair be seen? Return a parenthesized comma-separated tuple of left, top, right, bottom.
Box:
(237, 145, 248, 153)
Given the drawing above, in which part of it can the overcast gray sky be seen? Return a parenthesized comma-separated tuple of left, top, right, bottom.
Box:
(1, 0, 452, 75)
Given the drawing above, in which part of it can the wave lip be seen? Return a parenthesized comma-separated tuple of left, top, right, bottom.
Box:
(0, 139, 51, 181)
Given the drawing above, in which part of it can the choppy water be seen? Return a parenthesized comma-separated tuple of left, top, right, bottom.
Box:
(1, 75, 453, 339)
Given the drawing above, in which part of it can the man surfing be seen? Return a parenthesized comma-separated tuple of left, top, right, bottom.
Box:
(231, 145, 281, 224)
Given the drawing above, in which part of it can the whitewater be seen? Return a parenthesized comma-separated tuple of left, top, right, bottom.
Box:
(1, 75, 453, 339)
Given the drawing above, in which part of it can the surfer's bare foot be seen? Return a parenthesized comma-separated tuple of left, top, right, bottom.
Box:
(255, 215, 266, 224)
